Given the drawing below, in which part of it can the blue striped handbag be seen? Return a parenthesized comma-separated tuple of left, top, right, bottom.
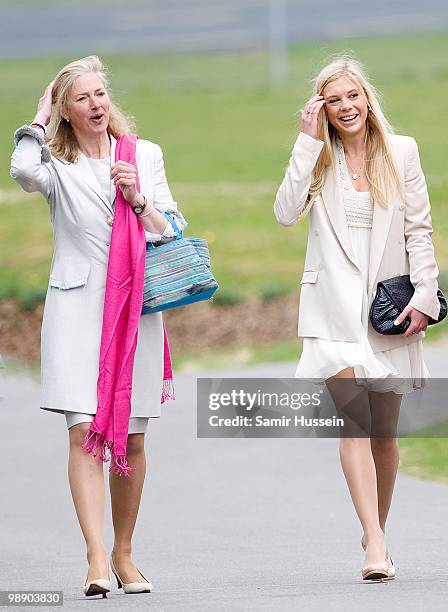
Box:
(142, 214, 219, 314)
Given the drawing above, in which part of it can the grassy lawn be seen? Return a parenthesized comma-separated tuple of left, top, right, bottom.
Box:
(399, 423, 448, 484)
(1, 31, 448, 306)
(1, 31, 447, 492)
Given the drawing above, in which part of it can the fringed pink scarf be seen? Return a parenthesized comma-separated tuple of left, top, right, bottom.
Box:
(82, 134, 174, 476)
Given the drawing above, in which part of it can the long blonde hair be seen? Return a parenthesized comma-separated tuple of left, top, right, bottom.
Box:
(46, 55, 135, 162)
(303, 55, 402, 217)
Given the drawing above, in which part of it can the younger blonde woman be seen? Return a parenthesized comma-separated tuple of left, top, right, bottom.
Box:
(274, 56, 441, 580)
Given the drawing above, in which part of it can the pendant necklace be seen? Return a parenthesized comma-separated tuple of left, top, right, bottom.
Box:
(345, 156, 364, 181)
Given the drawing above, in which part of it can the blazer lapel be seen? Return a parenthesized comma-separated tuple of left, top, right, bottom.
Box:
(368, 192, 395, 290)
(321, 138, 396, 284)
(110, 134, 117, 207)
(110, 134, 117, 169)
(321, 161, 359, 270)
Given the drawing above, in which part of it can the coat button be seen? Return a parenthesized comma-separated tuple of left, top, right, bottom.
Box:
(399, 204, 405, 211)
(399, 237, 404, 244)
(107, 215, 114, 226)
(105, 241, 110, 247)
(315, 229, 319, 236)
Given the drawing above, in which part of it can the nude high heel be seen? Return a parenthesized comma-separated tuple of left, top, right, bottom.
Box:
(361, 534, 395, 580)
(361, 559, 390, 581)
(83, 578, 111, 597)
(110, 554, 152, 594)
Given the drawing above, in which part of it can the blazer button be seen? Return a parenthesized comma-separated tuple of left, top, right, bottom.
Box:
(399, 204, 405, 211)
(107, 215, 114, 226)
(105, 241, 110, 247)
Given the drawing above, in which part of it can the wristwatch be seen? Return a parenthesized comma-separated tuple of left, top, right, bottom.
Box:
(133, 194, 147, 215)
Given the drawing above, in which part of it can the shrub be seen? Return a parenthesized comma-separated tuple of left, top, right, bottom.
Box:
(211, 287, 244, 306)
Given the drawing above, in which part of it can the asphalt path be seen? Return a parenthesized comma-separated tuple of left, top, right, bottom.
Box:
(1, 0, 448, 58)
(1, 340, 447, 611)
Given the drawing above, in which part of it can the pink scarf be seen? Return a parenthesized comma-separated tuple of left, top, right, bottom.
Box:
(82, 134, 174, 476)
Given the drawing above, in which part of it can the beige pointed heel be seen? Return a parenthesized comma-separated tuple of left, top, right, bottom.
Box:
(83, 578, 110, 597)
(361, 560, 390, 581)
(361, 534, 396, 580)
(386, 555, 396, 579)
(110, 554, 152, 594)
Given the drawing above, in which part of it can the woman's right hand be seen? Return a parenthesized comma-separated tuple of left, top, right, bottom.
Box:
(33, 80, 54, 126)
(299, 94, 325, 140)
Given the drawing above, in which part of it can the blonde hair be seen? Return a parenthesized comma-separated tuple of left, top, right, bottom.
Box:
(46, 55, 135, 162)
(302, 55, 402, 217)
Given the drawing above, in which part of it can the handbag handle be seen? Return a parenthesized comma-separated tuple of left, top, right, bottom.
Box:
(163, 211, 182, 238)
(146, 211, 182, 250)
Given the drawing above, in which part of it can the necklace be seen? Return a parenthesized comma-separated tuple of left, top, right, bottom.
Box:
(345, 156, 365, 181)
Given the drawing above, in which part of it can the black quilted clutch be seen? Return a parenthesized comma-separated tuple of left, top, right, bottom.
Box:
(369, 274, 447, 335)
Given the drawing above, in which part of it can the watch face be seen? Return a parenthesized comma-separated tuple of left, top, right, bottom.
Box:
(134, 206, 144, 214)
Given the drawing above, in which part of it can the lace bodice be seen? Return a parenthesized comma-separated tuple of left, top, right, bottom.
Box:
(336, 137, 373, 229)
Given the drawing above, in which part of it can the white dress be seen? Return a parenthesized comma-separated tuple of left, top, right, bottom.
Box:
(295, 138, 429, 394)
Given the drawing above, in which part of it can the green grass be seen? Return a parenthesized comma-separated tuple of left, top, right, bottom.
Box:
(2, 32, 447, 488)
(399, 425, 448, 483)
(1, 32, 448, 303)
(173, 339, 302, 372)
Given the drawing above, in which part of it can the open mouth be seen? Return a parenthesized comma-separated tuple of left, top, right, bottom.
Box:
(339, 114, 359, 124)
(90, 113, 104, 124)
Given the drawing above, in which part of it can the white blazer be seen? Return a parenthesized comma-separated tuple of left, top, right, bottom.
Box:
(10, 132, 180, 290)
(274, 132, 441, 353)
(10, 131, 182, 417)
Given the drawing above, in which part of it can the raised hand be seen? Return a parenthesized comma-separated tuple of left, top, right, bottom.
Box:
(34, 80, 55, 127)
(299, 94, 325, 140)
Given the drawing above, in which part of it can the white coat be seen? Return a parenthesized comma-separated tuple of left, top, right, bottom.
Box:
(11, 131, 180, 417)
(274, 132, 441, 353)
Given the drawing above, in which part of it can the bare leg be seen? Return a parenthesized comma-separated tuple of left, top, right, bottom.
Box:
(369, 390, 402, 534)
(109, 433, 148, 583)
(326, 368, 386, 565)
(67, 423, 109, 583)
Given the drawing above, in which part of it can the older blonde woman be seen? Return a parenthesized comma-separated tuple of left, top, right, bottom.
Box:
(11, 56, 186, 597)
(274, 57, 440, 580)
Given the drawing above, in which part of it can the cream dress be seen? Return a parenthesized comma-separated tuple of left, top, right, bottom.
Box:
(295, 138, 429, 394)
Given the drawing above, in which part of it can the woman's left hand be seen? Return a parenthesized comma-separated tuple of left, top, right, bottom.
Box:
(394, 305, 429, 337)
(111, 160, 139, 207)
